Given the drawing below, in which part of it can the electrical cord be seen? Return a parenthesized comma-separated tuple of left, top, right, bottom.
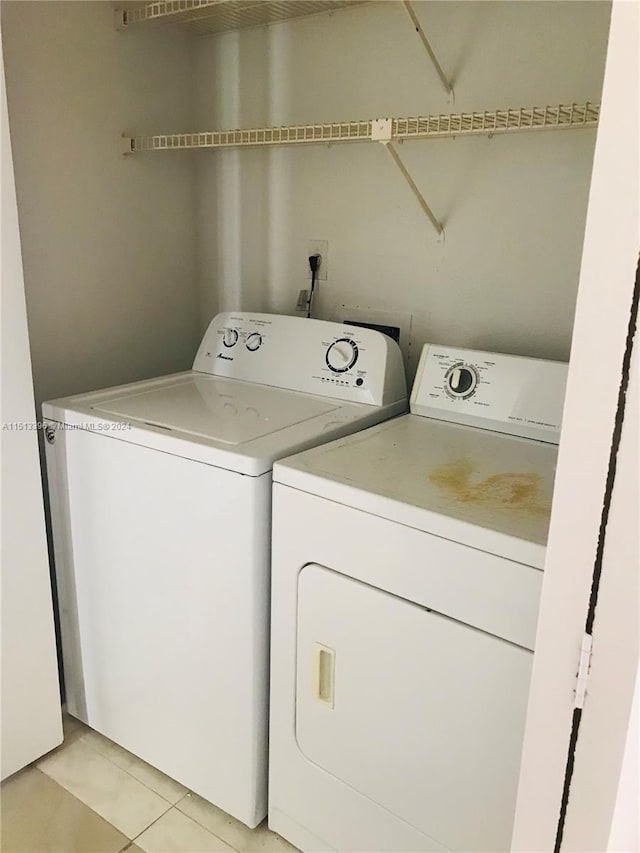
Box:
(306, 254, 321, 319)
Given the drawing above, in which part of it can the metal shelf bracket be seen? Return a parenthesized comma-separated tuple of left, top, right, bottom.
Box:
(114, 9, 128, 31)
(372, 119, 444, 237)
(120, 135, 134, 155)
(403, 1, 453, 101)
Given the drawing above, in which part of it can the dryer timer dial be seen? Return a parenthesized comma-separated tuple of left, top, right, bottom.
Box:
(445, 364, 478, 398)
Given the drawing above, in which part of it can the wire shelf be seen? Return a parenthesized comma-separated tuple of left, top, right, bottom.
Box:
(129, 120, 372, 151)
(393, 102, 600, 140)
(125, 102, 599, 153)
(120, 0, 367, 36)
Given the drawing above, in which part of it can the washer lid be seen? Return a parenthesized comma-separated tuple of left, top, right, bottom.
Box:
(43, 371, 407, 476)
(274, 414, 561, 567)
(92, 374, 337, 445)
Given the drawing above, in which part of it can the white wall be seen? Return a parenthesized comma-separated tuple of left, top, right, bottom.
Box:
(1, 35, 62, 778)
(1, 1, 611, 394)
(1, 1, 200, 406)
(194, 1, 611, 380)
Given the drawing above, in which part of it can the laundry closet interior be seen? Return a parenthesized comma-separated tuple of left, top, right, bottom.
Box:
(3, 0, 611, 407)
(1, 1, 627, 852)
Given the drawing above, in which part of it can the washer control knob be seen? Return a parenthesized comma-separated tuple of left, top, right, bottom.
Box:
(445, 364, 478, 398)
(223, 328, 239, 348)
(246, 332, 263, 352)
(326, 338, 359, 373)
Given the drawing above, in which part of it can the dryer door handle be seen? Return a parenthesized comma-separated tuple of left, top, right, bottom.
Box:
(312, 643, 335, 709)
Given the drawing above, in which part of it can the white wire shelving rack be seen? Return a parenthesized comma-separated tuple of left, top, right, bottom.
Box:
(116, 1, 453, 97)
(115, 0, 368, 36)
(124, 103, 599, 152)
(121, 103, 599, 234)
(115, 4, 600, 233)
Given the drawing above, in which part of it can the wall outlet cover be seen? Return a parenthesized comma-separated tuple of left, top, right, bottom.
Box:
(296, 289, 310, 312)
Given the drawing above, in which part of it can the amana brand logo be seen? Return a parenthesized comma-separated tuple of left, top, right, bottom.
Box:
(217, 354, 234, 361)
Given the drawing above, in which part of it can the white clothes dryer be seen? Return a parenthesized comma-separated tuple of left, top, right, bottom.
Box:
(269, 343, 568, 851)
(43, 312, 406, 828)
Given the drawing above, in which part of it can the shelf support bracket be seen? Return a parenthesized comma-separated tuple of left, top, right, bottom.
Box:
(402, 1, 453, 100)
(372, 119, 443, 237)
(114, 9, 128, 31)
(120, 135, 134, 155)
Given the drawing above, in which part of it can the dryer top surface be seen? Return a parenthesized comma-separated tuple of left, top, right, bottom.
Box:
(274, 414, 561, 565)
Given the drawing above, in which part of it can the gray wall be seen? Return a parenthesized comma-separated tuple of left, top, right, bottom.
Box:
(2, 1, 612, 401)
(193, 1, 611, 381)
(2, 1, 200, 406)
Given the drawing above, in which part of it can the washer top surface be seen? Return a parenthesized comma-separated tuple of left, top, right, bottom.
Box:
(94, 374, 336, 445)
(43, 371, 409, 476)
(42, 313, 408, 476)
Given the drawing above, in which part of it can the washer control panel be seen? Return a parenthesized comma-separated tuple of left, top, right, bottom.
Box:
(410, 344, 568, 443)
(192, 312, 407, 407)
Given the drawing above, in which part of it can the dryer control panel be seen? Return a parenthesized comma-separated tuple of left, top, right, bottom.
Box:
(410, 345, 568, 443)
(193, 313, 407, 407)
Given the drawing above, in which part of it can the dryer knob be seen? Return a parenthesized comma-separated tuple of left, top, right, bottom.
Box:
(445, 364, 478, 398)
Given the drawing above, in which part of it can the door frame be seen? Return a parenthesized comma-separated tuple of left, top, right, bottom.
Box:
(511, 2, 639, 849)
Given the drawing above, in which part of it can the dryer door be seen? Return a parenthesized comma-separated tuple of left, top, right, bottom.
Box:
(296, 563, 533, 852)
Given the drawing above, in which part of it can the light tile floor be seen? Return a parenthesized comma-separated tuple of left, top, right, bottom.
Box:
(1, 712, 299, 853)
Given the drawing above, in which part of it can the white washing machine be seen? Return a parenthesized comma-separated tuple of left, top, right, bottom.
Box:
(43, 312, 406, 829)
(268, 343, 568, 852)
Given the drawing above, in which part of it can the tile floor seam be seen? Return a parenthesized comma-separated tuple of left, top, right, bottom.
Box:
(2, 766, 131, 853)
(173, 791, 191, 810)
(29, 723, 288, 853)
(172, 799, 245, 853)
(79, 733, 187, 807)
(37, 740, 177, 842)
(129, 800, 176, 845)
(3, 766, 295, 853)
(31, 765, 131, 832)
(61, 727, 258, 851)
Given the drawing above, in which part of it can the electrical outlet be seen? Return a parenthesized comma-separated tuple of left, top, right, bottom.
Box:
(307, 240, 328, 281)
